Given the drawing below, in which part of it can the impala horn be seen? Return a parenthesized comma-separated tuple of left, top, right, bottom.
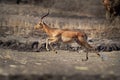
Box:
(41, 10, 49, 21)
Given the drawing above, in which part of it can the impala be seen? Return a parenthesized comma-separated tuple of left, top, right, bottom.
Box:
(34, 12, 104, 61)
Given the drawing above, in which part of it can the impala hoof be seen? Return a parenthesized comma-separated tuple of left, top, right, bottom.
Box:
(55, 51, 58, 54)
(53, 50, 57, 54)
(46, 49, 50, 51)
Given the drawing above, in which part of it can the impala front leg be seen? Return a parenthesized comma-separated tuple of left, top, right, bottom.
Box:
(46, 37, 58, 53)
(48, 37, 58, 53)
(46, 38, 50, 51)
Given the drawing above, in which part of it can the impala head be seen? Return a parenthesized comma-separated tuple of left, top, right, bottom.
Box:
(34, 11, 49, 30)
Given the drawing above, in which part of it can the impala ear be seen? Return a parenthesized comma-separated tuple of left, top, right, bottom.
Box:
(39, 19, 43, 24)
(41, 21, 44, 24)
(38, 20, 42, 24)
(39, 22, 44, 28)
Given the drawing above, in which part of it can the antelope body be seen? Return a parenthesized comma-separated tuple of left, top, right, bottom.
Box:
(34, 12, 103, 61)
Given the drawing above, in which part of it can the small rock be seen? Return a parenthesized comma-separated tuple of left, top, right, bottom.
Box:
(9, 65, 17, 68)
(75, 66, 88, 71)
(35, 63, 42, 65)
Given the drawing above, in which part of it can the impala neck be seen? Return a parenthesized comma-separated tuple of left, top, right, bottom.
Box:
(42, 22, 52, 35)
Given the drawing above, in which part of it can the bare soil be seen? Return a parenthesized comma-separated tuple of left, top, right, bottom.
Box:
(0, 48, 120, 80)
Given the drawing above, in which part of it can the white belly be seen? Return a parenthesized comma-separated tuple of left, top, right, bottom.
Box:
(61, 36, 73, 42)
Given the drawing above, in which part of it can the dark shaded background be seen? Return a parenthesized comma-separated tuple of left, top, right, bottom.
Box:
(0, 0, 105, 17)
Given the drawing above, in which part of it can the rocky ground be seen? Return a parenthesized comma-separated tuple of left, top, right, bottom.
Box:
(0, 35, 120, 52)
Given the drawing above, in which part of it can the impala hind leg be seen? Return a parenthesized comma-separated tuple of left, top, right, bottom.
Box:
(78, 39, 104, 61)
(76, 37, 102, 61)
(75, 38, 89, 61)
(82, 50, 89, 61)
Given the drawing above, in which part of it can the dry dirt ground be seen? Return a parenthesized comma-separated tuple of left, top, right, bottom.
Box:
(0, 48, 120, 80)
